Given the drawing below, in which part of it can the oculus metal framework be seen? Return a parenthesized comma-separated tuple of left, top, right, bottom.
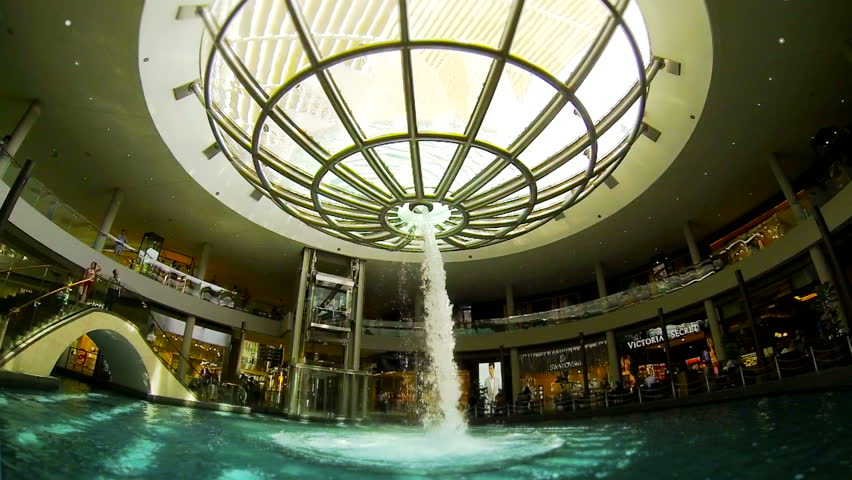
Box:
(192, 0, 659, 251)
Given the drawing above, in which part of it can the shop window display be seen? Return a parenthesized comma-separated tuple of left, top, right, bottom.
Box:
(618, 319, 717, 389)
(519, 338, 608, 410)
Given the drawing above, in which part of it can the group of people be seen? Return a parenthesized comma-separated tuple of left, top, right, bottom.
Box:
(70, 261, 122, 309)
(190, 365, 221, 401)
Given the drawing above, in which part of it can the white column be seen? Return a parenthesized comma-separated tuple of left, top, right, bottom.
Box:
(768, 155, 843, 325)
(594, 262, 607, 298)
(351, 259, 366, 370)
(510, 347, 520, 401)
(768, 153, 807, 221)
(178, 315, 196, 381)
(92, 188, 124, 252)
(605, 329, 620, 387)
(0, 100, 41, 174)
(684, 221, 727, 363)
(683, 221, 702, 265)
(196, 242, 211, 282)
(505, 284, 515, 317)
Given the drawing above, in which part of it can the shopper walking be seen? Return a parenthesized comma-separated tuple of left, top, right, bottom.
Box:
(105, 269, 121, 310)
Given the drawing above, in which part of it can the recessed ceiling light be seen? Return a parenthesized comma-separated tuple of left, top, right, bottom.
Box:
(731, 141, 736, 145)
(74, 61, 79, 66)
(704, 172, 708, 176)
(64, 20, 72, 27)
(757, 103, 761, 107)
(88, 97, 93, 101)
(777, 37, 785, 45)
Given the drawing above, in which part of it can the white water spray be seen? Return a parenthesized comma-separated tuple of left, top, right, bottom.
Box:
(415, 211, 466, 433)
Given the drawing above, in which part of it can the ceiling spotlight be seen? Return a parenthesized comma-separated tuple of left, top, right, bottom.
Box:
(757, 103, 761, 107)
(64, 19, 72, 27)
(74, 61, 80, 66)
(777, 37, 785, 45)
(768, 76, 773, 81)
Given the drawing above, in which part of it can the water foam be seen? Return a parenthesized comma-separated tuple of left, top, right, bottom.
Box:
(416, 217, 466, 433)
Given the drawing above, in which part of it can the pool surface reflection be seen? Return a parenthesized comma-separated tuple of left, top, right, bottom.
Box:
(0, 382, 850, 479)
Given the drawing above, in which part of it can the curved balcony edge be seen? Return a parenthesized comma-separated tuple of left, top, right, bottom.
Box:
(0, 182, 283, 337)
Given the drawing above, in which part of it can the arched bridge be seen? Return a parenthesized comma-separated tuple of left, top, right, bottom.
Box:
(0, 310, 195, 401)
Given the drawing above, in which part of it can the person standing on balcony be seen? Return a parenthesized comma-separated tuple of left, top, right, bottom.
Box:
(105, 269, 121, 310)
(80, 261, 100, 304)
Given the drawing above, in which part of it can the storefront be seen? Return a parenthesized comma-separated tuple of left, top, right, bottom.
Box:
(717, 257, 824, 367)
(518, 337, 609, 408)
(618, 316, 717, 388)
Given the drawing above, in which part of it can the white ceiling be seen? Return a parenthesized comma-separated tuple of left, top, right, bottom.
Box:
(0, 0, 850, 316)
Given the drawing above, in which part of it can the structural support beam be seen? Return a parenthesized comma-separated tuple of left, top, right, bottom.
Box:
(178, 315, 196, 381)
(811, 205, 852, 331)
(683, 221, 701, 265)
(510, 347, 521, 402)
(0, 100, 40, 175)
(594, 262, 607, 298)
(768, 153, 807, 221)
(683, 220, 726, 363)
(657, 308, 674, 378)
(93, 188, 124, 252)
(0, 159, 34, 235)
(735, 270, 765, 366)
(196, 242, 211, 282)
(289, 248, 312, 367)
(505, 284, 515, 317)
(605, 329, 619, 388)
(351, 259, 366, 371)
(579, 331, 590, 398)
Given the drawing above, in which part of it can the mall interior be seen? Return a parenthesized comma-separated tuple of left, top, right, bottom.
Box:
(0, 0, 851, 437)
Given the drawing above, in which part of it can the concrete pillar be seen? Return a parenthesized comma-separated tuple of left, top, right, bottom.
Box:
(510, 347, 520, 401)
(579, 332, 589, 397)
(0, 100, 40, 175)
(769, 155, 847, 329)
(705, 300, 726, 364)
(683, 221, 702, 265)
(351, 259, 366, 370)
(196, 242, 211, 282)
(768, 153, 807, 221)
(289, 249, 312, 367)
(605, 330, 619, 387)
(684, 220, 727, 363)
(505, 284, 515, 316)
(594, 262, 607, 297)
(92, 188, 124, 252)
(178, 315, 196, 381)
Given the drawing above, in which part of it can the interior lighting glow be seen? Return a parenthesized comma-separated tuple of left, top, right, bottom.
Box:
(794, 293, 816, 302)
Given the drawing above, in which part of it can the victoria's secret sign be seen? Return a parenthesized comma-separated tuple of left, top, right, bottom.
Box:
(626, 321, 703, 350)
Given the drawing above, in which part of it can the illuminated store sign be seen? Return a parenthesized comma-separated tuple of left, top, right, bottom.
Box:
(626, 321, 702, 350)
(520, 340, 608, 372)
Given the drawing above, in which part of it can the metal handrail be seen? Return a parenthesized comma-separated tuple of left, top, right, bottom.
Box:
(9, 278, 91, 313)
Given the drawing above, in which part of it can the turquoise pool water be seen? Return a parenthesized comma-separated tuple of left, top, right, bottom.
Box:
(1, 381, 850, 479)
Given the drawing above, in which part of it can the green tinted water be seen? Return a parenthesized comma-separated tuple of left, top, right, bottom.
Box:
(1, 381, 850, 479)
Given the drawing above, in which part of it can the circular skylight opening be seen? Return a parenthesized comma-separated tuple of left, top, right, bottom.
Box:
(196, 0, 656, 252)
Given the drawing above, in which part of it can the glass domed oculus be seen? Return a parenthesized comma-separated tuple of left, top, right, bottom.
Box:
(196, 0, 658, 251)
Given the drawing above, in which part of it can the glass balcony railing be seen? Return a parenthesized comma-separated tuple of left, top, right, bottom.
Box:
(367, 173, 850, 337)
(0, 150, 259, 315)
